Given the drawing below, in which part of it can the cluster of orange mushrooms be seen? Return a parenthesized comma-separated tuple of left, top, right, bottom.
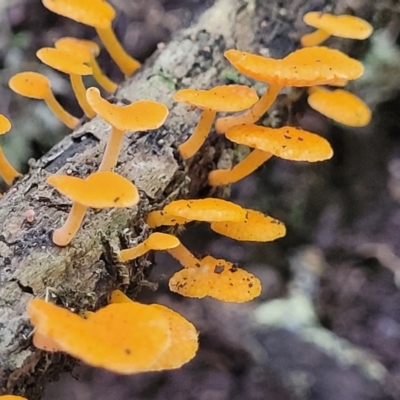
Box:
(0, 0, 374, 393)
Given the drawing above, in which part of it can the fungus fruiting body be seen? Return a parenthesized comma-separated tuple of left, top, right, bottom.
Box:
(86, 87, 169, 171)
(47, 171, 139, 246)
(307, 86, 371, 127)
(215, 47, 364, 133)
(42, 0, 141, 76)
(167, 243, 201, 270)
(55, 37, 117, 93)
(0, 396, 28, 400)
(301, 12, 373, 47)
(0, 115, 21, 185)
(173, 85, 258, 159)
(146, 210, 190, 228)
(209, 124, 333, 186)
(211, 209, 286, 241)
(119, 233, 180, 262)
(9, 71, 79, 129)
(36, 47, 95, 118)
(169, 255, 262, 302)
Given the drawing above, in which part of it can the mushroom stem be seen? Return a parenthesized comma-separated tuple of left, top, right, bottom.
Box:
(301, 29, 332, 47)
(167, 244, 200, 269)
(0, 147, 21, 185)
(98, 127, 125, 171)
(119, 243, 147, 262)
(96, 27, 141, 76)
(53, 202, 88, 247)
(179, 109, 217, 159)
(90, 59, 117, 93)
(70, 74, 95, 118)
(208, 149, 272, 186)
(215, 84, 282, 134)
(45, 91, 79, 129)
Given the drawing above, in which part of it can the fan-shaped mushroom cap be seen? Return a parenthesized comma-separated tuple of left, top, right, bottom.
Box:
(9, 72, 52, 99)
(86, 87, 169, 131)
(42, 0, 115, 29)
(119, 233, 180, 262)
(28, 299, 173, 374)
(225, 124, 333, 162)
(211, 209, 286, 241)
(303, 12, 373, 40)
(47, 171, 139, 208)
(173, 85, 258, 112)
(0, 396, 28, 400)
(55, 37, 100, 58)
(169, 255, 262, 302)
(0, 115, 11, 135)
(37, 48, 92, 76)
(146, 210, 190, 228)
(307, 87, 371, 127)
(110, 290, 198, 370)
(224, 47, 363, 87)
(163, 198, 247, 223)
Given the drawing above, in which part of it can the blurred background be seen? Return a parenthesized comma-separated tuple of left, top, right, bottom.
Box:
(2, 0, 400, 399)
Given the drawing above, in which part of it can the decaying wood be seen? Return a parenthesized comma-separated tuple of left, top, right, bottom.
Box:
(0, 0, 334, 397)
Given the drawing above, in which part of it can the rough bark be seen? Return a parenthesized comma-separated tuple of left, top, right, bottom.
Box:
(0, 0, 333, 398)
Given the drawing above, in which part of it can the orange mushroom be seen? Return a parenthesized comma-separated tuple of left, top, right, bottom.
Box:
(118, 232, 180, 262)
(307, 86, 371, 127)
(86, 87, 169, 171)
(211, 209, 286, 241)
(55, 37, 117, 93)
(27, 298, 172, 374)
(163, 198, 247, 223)
(173, 85, 258, 159)
(47, 171, 139, 246)
(9, 71, 79, 129)
(146, 210, 190, 228)
(209, 124, 333, 186)
(42, 0, 141, 76)
(0, 396, 28, 400)
(36, 47, 95, 118)
(301, 12, 373, 47)
(215, 47, 364, 133)
(166, 242, 201, 270)
(169, 255, 262, 302)
(0, 115, 21, 186)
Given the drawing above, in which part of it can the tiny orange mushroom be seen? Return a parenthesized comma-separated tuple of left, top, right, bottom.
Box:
(118, 232, 180, 262)
(42, 0, 141, 76)
(211, 209, 286, 242)
(55, 37, 117, 93)
(27, 298, 173, 374)
(209, 124, 333, 186)
(36, 47, 95, 118)
(169, 255, 262, 302)
(0, 115, 21, 186)
(301, 12, 373, 47)
(307, 86, 371, 127)
(215, 47, 364, 133)
(0, 396, 28, 400)
(9, 71, 79, 129)
(146, 210, 190, 228)
(86, 87, 169, 171)
(173, 85, 258, 159)
(47, 171, 139, 246)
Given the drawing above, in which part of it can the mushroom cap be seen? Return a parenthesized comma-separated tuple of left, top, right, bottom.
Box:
(307, 87, 371, 127)
(0, 396, 28, 400)
(0, 115, 11, 135)
(55, 37, 100, 62)
(173, 85, 259, 112)
(146, 210, 190, 228)
(224, 47, 363, 86)
(225, 124, 333, 162)
(86, 87, 169, 131)
(163, 198, 247, 223)
(47, 171, 139, 208)
(110, 290, 198, 370)
(42, 0, 115, 29)
(27, 299, 172, 374)
(211, 209, 286, 242)
(169, 255, 262, 302)
(303, 12, 373, 40)
(9, 71, 52, 99)
(37, 48, 92, 75)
